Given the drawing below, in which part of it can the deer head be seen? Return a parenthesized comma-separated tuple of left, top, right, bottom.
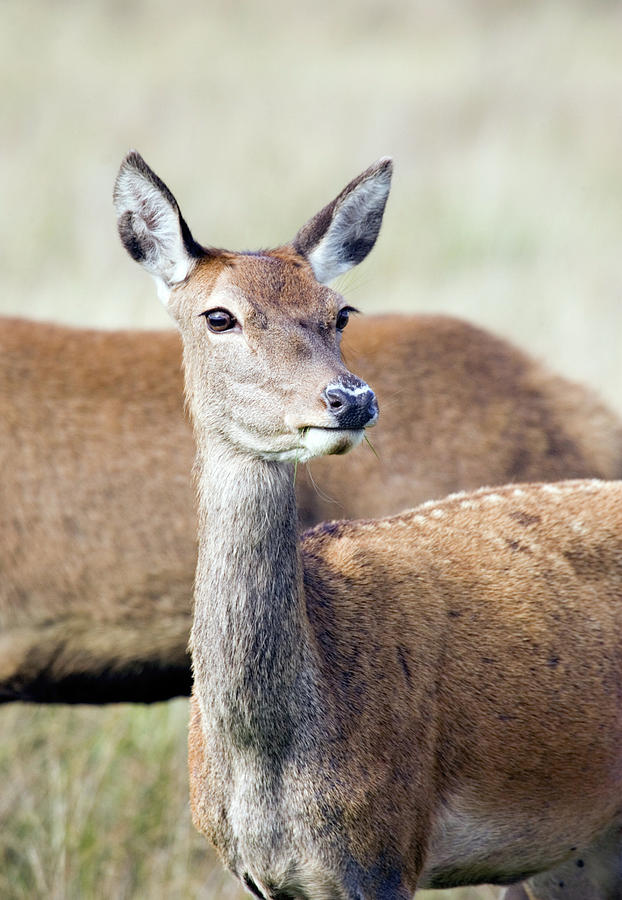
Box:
(113, 152, 392, 464)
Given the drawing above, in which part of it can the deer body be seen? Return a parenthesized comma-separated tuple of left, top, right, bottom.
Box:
(0, 318, 195, 701)
(115, 152, 622, 898)
(189, 475, 622, 898)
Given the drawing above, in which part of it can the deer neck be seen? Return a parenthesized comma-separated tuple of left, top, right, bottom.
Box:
(190, 441, 316, 757)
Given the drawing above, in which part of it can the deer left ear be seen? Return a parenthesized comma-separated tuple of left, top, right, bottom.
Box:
(292, 157, 393, 284)
(113, 151, 205, 303)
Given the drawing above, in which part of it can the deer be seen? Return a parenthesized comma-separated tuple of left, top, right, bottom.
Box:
(114, 150, 622, 900)
(3, 185, 622, 709)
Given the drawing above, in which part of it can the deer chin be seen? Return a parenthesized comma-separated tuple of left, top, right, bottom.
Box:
(254, 427, 364, 464)
(298, 426, 365, 461)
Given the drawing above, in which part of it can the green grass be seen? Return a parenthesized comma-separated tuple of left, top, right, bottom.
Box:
(2, 0, 621, 896)
(0, 701, 241, 899)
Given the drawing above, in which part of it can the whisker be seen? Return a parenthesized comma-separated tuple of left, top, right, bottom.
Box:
(364, 435, 381, 461)
(305, 464, 338, 504)
(335, 268, 374, 298)
(379, 385, 410, 401)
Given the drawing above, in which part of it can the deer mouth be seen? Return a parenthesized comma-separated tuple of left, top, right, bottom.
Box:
(298, 425, 365, 459)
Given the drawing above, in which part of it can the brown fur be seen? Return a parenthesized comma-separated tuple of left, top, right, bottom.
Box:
(1, 309, 622, 703)
(0, 317, 195, 701)
(187, 479, 622, 896)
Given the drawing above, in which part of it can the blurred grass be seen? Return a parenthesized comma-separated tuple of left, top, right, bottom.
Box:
(2, 0, 622, 897)
(0, 701, 243, 899)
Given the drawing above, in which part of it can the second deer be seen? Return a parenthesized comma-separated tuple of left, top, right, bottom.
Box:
(115, 152, 622, 899)
(3, 161, 622, 707)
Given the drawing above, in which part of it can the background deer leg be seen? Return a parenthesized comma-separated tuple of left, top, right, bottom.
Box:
(502, 825, 622, 900)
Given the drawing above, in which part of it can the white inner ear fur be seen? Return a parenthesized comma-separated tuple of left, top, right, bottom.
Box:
(307, 171, 391, 284)
(115, 169, 195, 303)
(154, 276, 173, 305)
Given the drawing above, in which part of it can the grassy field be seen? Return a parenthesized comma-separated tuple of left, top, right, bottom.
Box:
(2, 0, 622, 897)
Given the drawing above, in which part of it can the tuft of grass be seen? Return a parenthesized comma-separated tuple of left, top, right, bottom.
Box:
(294, 429, 309, 486)
(364, 434, 381, 461)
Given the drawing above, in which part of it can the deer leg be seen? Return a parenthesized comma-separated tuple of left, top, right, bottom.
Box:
(502, 825, 622, 900)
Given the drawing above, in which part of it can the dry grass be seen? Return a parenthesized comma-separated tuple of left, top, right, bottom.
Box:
(2, 0, 622, 897)
(0, 701, 238, 899)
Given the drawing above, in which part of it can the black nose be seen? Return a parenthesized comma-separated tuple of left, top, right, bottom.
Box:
(322, 375, 378, 429)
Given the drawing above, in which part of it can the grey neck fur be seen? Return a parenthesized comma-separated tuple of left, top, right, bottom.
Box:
(190, 441, 318, 760)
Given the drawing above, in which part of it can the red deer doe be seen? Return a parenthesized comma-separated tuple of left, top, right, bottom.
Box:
(3, 205, 622, 709)
(114, 151, 622, 900)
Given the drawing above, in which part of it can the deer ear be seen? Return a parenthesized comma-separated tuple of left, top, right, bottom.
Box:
(113, 152, 204, 303)
(292, 157, 393, 284)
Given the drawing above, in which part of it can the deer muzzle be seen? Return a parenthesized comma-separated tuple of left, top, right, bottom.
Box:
(321, 375, 378, 430)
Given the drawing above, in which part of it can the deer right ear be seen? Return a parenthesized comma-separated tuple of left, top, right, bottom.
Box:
(292, 157, 393, 284)
(113, 152, 204, 304)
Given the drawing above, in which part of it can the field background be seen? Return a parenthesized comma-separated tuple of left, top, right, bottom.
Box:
(2, 0, 621, 897)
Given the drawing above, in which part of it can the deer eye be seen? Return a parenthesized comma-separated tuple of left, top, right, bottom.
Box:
(336, 306, 356, 331)
(203, 308, 237, 333)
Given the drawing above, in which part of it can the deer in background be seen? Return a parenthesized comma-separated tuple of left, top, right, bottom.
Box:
(2, 191, 622, 708)
(115, 151, 622, 899)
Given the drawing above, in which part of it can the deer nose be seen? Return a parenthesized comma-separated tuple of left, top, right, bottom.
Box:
(322, 376, 378, 429)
